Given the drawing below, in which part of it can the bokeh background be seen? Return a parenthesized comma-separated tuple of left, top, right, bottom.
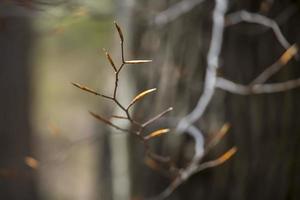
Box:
(1, 1, 300, 200)
(33, 2, 113, 200)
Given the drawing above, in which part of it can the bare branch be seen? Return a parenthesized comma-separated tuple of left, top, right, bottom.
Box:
(251, 44, 298, 84)
(147, 3, 298, 200)
(216, 77, 300, 94)
(73, 19, 239, 200)
(150, 1, 231, 199)
(194, 146, 237, 173)
(110, 115, 128, 120)
(216, 44, 299, 95)
(89, 111, 130, 133)
(73, 23, 175, 185)
(177, 0, 228, 133)
(153, 0, 206, 26)
(226, 10, 291, 49)
(71, 82, 113, 100)
(181, 146, 237, 183)
(142, 107, 173, 127)
(149, 146, 237, 200)
(186, 125, 205, 159)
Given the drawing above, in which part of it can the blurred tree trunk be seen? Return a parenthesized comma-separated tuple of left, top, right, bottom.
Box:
(0, 8, 38, 200)
(126, 0, 300, 199)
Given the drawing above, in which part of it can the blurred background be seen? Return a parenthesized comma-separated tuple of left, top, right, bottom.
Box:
(0, 0, 300, 200)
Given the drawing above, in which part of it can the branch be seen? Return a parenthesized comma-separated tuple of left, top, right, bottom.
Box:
(186, 125, 205, 159)
(216, 77, 300, 95)
(71, 82, 113, 100)
(194, 146, 237, 174)
(148, 2, 231, 198)
(73, 22, 174, 180)
(251, 44, 298, 84)
(177, 0, 228, 133)
(153, 0, 206, 26)
(142, 107, 173, 127)
(226, 10, 291, 49)
(89, 111, 131, 133)
(149, 146, 237, 200)
(149, 4, 298, 200)
(216, 44, 299, 95)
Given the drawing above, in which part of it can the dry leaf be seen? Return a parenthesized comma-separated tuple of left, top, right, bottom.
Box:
(144, 128, 170, 140)
(127, 88, 156, 109)
(125, 60, 152, 64)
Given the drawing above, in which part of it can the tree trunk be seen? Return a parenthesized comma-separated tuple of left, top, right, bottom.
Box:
(0, 12, 38, 200)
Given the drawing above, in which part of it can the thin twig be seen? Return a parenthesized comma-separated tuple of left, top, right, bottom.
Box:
(251, 44, 298, 84)
(194, 146, 237, 173)
(215, 44, 299, 95)
(89, 111, 131, 133)
(110, 115, 128, 120)
(71, 82, 113, 100)
(142, 107, 173, 127)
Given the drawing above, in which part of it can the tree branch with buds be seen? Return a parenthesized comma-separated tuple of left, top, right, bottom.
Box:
(72, 22, 174, 170)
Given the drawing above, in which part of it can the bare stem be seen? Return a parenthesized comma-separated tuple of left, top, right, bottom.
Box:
(142, 107, 173, 127)
(74, 22, 174, 180)
(71, 82, 113, 100)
